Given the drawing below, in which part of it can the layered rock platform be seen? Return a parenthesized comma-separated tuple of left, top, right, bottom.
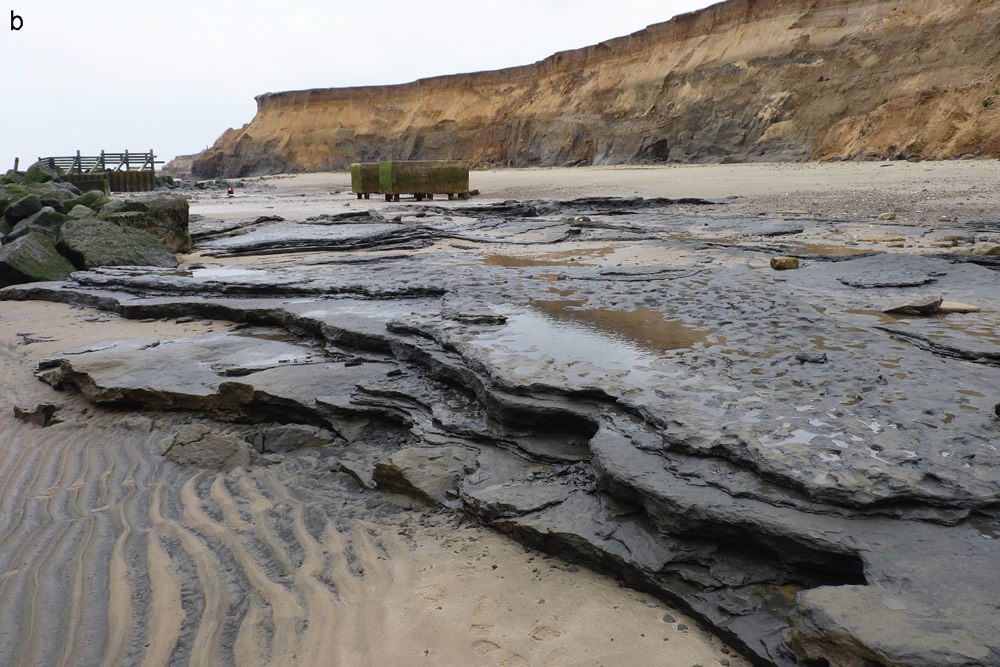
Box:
(4, 196, 999, 665)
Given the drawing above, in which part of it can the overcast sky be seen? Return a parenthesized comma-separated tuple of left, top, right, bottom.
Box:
(1, 1, 716, 167)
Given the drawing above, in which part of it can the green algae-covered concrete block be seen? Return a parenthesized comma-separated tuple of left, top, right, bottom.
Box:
(378, 160, 469, 196)
(350, 162, 381, 194)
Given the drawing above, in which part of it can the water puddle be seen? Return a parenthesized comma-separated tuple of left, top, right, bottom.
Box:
(809, 336, 845, 352)
(844, 309, 915, 324)
(482, 247, 615, 268)
(969, 515, 999, 539)
(192, 267, 273, 280)
(528, 300, 710, 353)
(794, 243, 871, 256)
(476, 302, 714, 391)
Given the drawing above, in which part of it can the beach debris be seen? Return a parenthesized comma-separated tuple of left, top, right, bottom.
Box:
(938, 301, 981, 314)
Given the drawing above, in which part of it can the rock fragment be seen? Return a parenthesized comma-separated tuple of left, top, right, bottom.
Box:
(856, 232, 903, 242)
(13, 402, 60, 427)
(882, 294, 943, 315)
(163, 424, 256, 469)
(373, 446, 479, 505)
(972, 242, 1000, 256)
(795, 351, 828, 364)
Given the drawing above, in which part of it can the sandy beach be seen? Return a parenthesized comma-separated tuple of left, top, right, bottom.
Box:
(203, 160, 1000, 220)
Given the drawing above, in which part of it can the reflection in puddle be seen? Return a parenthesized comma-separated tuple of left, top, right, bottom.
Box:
(794, 243, 871, 256)
(844, 309, 914, 324)
(529, 300, 709, 353)
(809, 336, 845, 352)
(192, 267, 272, 280)
(483, 247, 615, 268)
(848, 311, 1000, 345)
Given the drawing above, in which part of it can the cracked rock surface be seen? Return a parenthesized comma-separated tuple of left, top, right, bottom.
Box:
(4, 195, 1000, 666)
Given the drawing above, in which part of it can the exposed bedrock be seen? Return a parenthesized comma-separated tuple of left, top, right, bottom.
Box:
(4, 201, 1000, 666)
(185, 0, 1000, 177)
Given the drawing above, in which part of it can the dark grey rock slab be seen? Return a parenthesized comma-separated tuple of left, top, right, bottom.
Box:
(834, 254, 944, 288)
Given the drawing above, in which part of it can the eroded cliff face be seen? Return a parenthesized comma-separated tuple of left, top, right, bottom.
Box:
(189, 0, 1000, 177)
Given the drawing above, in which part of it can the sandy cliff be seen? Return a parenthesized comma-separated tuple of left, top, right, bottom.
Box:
(187, 0, 1000, 177)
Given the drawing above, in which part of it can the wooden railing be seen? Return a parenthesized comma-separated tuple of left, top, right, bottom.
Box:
(38, 150, 164, 192)
(41, 149, 162, 174)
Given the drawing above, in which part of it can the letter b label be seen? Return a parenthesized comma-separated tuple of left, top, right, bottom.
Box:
(11, 11, 23, 30)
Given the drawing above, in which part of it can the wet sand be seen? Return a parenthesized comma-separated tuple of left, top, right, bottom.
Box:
(0, 300, 742, 666)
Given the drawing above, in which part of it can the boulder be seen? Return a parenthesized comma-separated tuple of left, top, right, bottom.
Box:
(2, 170, 25, 184)
(63, 190, 109, 212)
(58, 218, 178, 269)
(6, 206, 69, 241)
(98, 194, 192, 252)
(33, 186, 75, 213)
(67, 204, 96, 219)
(0, 232, 76, 286)
(0, 184, 30, 212)
(4, 194, 42, 224)
(47, 182, 81, 197)
(22, 160, 63, 185)
(770, 256, 800, 270)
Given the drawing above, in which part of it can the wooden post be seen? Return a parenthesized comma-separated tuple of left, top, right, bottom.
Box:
(75, 150, 81, 175)
(13, 157, 18, 171)
(124, 149, 130, 172)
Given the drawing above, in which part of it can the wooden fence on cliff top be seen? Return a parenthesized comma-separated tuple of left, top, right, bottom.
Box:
(39, 150, 163, 193)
